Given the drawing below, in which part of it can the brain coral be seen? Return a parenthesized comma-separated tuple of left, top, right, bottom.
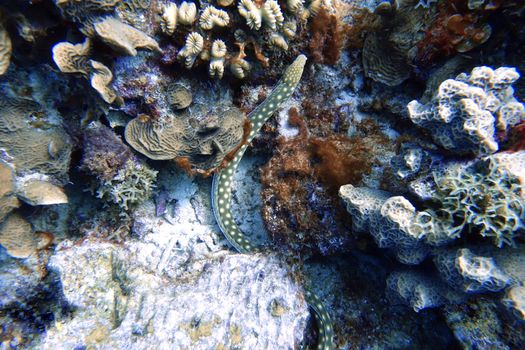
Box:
(407, 66, 525, 155)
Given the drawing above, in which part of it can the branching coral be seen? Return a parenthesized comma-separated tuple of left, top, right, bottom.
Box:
(96, 159, 157, 211)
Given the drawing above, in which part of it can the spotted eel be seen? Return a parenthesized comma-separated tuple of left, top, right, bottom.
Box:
(211, 55, 334, 350)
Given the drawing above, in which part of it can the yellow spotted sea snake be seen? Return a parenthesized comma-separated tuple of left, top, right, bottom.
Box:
(211, 55, 334, 350)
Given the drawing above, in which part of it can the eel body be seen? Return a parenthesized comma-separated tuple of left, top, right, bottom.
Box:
(211, 55, 334, 350)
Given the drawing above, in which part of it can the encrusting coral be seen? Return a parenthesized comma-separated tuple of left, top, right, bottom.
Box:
(16, 179, 68, 206)
(0, 161, 19, 223)
(407, 66, 525, 155)
(0, 213, 52, 259)
(0, 96, 71, 178)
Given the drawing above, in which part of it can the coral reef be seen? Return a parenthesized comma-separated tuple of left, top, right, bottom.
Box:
(96, 158, 157, 211)
(2, 0, 525, 348)
(81, 122, 133, 181)
(93, 16, 160, 56)
(340, 150, 525, 252)
(308, 8, 344, 65)
(0, 161, 19, 222)
(0, 213, 52, 259)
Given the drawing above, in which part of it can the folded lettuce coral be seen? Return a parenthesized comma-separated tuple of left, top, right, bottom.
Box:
(0, 23, 11, 75)
(52, 38, 118, 103)
(93, 16, 161, 56)
(124, 104, 246, 172)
